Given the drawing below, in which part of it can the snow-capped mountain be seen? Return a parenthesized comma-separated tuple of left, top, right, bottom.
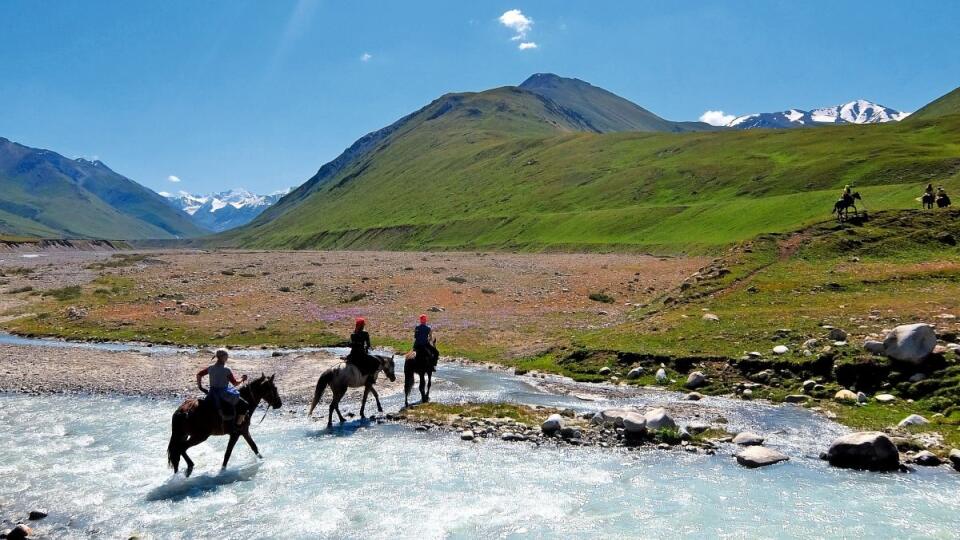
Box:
(162, 188, 289, 232)
(723, 100, 910, 129)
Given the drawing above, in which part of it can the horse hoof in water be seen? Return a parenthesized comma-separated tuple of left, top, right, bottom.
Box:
(257, 453, 263, 460)
(185, 467, 193, 478)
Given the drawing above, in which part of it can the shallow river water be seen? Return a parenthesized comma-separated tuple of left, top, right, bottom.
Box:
(2, 336, 960, 538)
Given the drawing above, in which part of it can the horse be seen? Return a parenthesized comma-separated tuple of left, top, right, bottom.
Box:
(167, 373, 282, 477)
(922, 192, 935, 209)
(308, 354, 396, 428)
(403, 339, 438, 407)
(937, 194, 952, 208)
(832, 191, 862, 222)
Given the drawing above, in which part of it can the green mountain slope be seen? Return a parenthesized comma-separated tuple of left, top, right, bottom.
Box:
(223, 78, 960, 253)
(518, 73, 718, 133)
(909, 86, 960, 120)
(0, 137, 208, 239)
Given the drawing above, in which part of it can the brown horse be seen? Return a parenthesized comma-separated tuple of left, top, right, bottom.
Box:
(403, 339, 439, 407)
(833, 191, 862, 222)
(167, 374, 282, 477)
(308, 354, 396, 428)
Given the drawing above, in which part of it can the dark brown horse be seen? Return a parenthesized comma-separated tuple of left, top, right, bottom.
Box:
(167, 374, 282, 477)
(403, 339, 438, 407)
(833, 191, 862, 222)
(922, 192, 935, 209)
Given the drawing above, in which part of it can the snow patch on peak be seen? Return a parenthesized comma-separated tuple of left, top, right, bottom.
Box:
(721, 99, 909, 129)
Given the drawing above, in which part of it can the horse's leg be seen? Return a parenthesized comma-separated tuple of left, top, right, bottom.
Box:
(241, 430, 262, 459)
(331, 388, 347, 424)
(360, 385, 370, 419)
(404, 363, 414, 407)
(222, 433, 240, 470)
(327, 400, 336, 429)
(426, 372, 433, 402)
(181, 434, 208, 477)
(369, 386, 383, 413)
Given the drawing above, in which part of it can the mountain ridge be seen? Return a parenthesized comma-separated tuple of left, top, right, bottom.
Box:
(164, 189, 288, 232)
(721, 100, 909, 129)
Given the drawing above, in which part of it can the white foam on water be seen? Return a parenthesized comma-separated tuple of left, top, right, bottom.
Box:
(2, 393, 960, 538)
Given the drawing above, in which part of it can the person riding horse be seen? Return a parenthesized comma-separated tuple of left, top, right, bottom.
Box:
(937, 186, 952, 208)
(196, 349, 248, 428)
(413, 314, 439, 370)
(346, 317, 380, 376)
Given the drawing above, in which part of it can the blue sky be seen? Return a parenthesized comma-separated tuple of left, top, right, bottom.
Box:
(1, 1, 958, 194)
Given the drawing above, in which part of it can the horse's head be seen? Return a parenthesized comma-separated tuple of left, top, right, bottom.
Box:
(376, 355, 397, 382)
(853, 192, 862, 200)
(251, 373, 283, 409)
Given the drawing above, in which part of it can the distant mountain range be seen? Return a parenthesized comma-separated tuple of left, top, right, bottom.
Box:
(162, 189, 289, 232)
(721, 100, 910, 129)
(0, 137, 205, 239)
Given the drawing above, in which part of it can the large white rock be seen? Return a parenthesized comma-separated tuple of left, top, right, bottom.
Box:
(949, 449, 960, 472)
(621, 412, 647, 437)
(772, 345, 789, 355)
(655, 368, 668, 383)
(732, 432, 765, 446)
(643, 408, 677, 430)
(735, 446, 790, 468)
(898, 414, 930, 427)
(825, 432, 900, 471)
(541, 414, 564, 434)
(834, 389, 858, 403)
(626, 367, 644, 379)
(875, 394, 897, 403)
(592, 408, 635, 427)
(882, 323, 937, 363)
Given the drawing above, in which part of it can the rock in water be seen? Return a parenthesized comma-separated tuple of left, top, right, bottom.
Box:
(685, 371, 706, 389)
(541, 414, 564, 435)
(460, 430, 475, 441)
(834, 389, 858, 403)
(949, 449, 960, 472)
(736, 446, 790, 468)
(911, 450, 941, 466)
(7, 524, 32, 540)
(643, 408, 677, 430)
(825, 432, 900, 471)
(732, 432, 765, 446)
(882, 323, 937, 364)
(27, 509, 47, 521)
(898, 414, 930, 427)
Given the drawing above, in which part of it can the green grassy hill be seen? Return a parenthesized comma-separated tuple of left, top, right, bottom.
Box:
(909, 86, 960, 120)
(222, 79, 960, 253)
(0, 137, 207, 239)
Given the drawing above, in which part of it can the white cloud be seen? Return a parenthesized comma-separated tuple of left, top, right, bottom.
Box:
(518, 41, 538, 50)
(361, 52, 372, 62)
(499, 9, 533, 40)
(699, 110, 736, 127)
(167, 175, 181, 183)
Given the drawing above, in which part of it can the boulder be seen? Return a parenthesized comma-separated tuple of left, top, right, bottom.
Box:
(864, 340, 886, 354)
(784, 394, 810, 403)
(732, 431, 765, 446)
(908, 372, 926, 383)
(643, 408, 677, 430)
(541, 414, 564, 435)
(828, 328, 848, 342)
(802, 379, 817, 393)
(898, 414, 929, 428)
(911, 450, 941, 466)
(655, 368, 667, 383)
(592, 408, 635, 427)
(626, 367, 644, 379)
(702, 313, 720, 322)
(742, 388, 753, 399)
(824, 432, 900, 471)
(949, 449, 960, 472)
(559, 426, 581, 439)
(857, 392, 868, 404)
(735, 446, 790, 468)
(460, 430, 475, 441)
(621, 413, 647, 437)
(598, 367, 612, 376)
(7, 525, 32, 540)
(882, 323, 937, 364)
(685, 392, 703, 401)
(772, 345, 789, 355)
(834, 389, 858, 403)
(875, 394, 896, 403)
(27, 510, 47, 521)
(686, 421, 710, 434)
(685, 371, 706, 389)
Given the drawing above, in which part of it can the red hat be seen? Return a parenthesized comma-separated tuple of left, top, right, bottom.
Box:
(419, 314, 427, 323)
(355, 317, 366, 328)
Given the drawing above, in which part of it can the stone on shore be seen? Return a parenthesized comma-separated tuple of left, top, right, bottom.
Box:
(598, 367, 612, 376)
(898, 414, 929, 427)
(643, 408, 677, 430)
(592, 408, 634, 427)
(685, 371, 706, 389)
(655, 368, 668, 383)
(784, 394, 809, 403)
(875, 394, 897, 403)
(949, 449, 960, 472)
(911, 450, 941, 466)
(736, 446, 790, 468)
(626, 367, 644, 379)
(882, 323, 937, 364)
(621, 413, 647, 437)
(541, 414, 564, 435)
(828, 328, 848, 342)
(834, 389, 858, 403)
(772, 345, 789, 355)
(685, 391, 703, 401)
(732, 431, 764, 446)
(6, 525, 32, 540)
(824, 432, 900, 471)
(802, 379, 817, 393)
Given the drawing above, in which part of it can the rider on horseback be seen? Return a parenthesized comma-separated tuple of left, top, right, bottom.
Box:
(196, 349, 248, 426)
(346, 317, 379, 376)
(840, 185, 853, 203)
(413, 314, 439, 370)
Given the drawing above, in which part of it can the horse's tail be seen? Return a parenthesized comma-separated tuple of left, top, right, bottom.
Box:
(308, 370, 333, 417)
(167, 409, 188, 469)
